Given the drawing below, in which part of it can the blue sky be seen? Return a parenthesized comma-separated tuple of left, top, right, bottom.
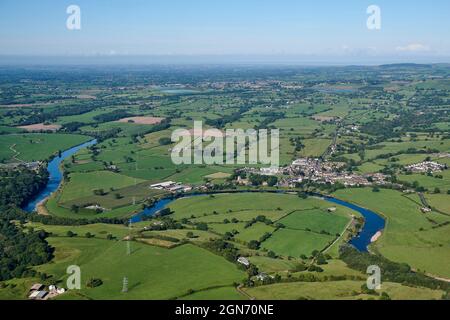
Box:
(0, 0, 449, 63)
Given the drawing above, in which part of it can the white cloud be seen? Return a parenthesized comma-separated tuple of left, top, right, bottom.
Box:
(395, 43, 430, 52)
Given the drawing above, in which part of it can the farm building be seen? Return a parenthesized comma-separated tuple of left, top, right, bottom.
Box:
(237, 257, 250, 267)
(29, 290, 48, 300)
(29, 283, 44, 291)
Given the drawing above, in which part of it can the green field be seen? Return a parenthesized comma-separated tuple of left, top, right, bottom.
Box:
(61, 182, 166, 210)
(398, 172, 450, 190)
(244, 280, 444, 300)
(299, 138, 332, 157)
(261, 228, 335, 257)
(27, 222, 131, 240)
(182, 286, 245, 300)
(58, 171, 145, 204)
(278, 209, 350, 235)
(333, 188, 450, 278)
(36, 237, 245, 300)
(170, 193, 332, 220)
(425, 193, 450, 214)
(234, 222, 276, 243)
(45, 193, 143, 219)
(0, 133, 91, 162)
(167, 193, 355, 256)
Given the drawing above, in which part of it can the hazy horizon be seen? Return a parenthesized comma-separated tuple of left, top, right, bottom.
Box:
(1, 54, 449, 67)
(1, 0, 450, 65)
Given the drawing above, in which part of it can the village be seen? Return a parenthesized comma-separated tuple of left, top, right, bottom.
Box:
(236, 157, 390, 188)
(405, 161, 447, 173)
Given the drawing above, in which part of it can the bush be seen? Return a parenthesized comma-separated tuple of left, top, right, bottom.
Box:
(86, 278, 103, 288)
(247, 240, 260, 250)
(307, 265, 324, 272)
(196, 222, 208, 231)
(158, 137, 172, 145)
(339, 244, 450, 292)
(66, 231, 76, 237)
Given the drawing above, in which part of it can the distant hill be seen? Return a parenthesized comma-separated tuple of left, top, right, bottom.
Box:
(378, 63, 433, 69)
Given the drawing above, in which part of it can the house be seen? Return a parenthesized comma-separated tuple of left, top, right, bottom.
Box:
(106, 165, 119, 172)
(256, 273, 274, 281)
(237, 257, 250, 267)
(260, 167, 279, 175)
(236, 176, 249, 185)
(327, 207, 337, 213)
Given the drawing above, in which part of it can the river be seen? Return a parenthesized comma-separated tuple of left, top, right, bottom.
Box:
(23, 139, 97, 212)
(22, 139, 385, 252)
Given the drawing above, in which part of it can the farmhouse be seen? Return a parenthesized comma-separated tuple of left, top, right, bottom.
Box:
(256, 273, 274, 281)
(237, 257, 250, 267)
(421, 207, 432, 213)
(84, 204, 106, 212)
(150, 181, 192, 193)
(150, 181, 177, 189)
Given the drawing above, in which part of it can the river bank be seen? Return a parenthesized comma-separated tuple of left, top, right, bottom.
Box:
(22, 139, 385, 252)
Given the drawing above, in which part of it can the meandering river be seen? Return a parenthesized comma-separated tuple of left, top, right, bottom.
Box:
(23, 139, 97, 212)
(22, 140, 385, 252)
